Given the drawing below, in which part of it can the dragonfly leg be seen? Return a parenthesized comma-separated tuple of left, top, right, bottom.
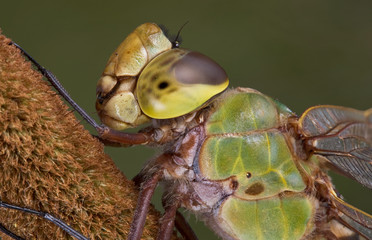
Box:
(132, 173, 197, 240)
(156, 200, 180, 240)
(0, 223, 25, 240)
(0, 200, 89, 240)
(10, 42, 154, 146)
(127, 159, 166, 240)
(175, 211, 198, 240)
(132, 163, 198, 240)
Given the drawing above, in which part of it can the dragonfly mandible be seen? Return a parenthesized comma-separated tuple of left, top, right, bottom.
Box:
(2, 23, 372, 240)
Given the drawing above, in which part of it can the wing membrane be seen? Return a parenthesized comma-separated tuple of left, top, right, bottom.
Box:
(298, 106, 372, 189)
(299, 106, 371, 138)
(319, 151, 372, 189)
(330, 191, 372, 239)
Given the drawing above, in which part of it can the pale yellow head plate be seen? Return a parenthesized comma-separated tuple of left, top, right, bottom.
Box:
(103, 23, 172, 77)
(96, 23, 172, 130)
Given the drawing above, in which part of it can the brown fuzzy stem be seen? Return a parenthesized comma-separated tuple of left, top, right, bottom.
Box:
(0, 32, 175, 240)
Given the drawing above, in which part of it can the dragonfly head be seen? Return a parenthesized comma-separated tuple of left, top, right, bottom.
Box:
(96, 23, 229, 130)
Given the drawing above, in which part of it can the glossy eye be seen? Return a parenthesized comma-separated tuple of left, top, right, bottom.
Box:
(136, 48, 229, 119)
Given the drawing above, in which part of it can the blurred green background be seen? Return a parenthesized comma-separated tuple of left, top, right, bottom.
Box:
(1, 1, 372, 239)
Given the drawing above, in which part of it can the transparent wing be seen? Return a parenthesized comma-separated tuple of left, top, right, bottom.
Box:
(298, 105, 372, 189)
(329, 190, 372, 239)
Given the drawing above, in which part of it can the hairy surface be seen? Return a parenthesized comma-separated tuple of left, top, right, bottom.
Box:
(0, 32, 171, 239)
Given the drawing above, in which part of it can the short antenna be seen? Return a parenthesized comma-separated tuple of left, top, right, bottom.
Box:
(172, 21, 189, 48)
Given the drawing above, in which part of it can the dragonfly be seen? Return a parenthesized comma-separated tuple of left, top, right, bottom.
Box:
(3, 22, 372, 240)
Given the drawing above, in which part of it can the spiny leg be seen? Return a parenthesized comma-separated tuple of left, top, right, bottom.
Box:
(0, 200, 89, 240)
(10, 42, 153, 146)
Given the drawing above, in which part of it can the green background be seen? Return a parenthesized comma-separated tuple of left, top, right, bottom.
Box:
(1, 1, 372, 239)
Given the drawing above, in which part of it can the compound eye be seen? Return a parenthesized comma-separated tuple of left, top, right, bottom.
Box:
(173, 51, 228, 86)
(137, 49, 229, 119)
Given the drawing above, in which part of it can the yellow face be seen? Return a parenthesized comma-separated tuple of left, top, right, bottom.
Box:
(96, 23, 229, 130)
(137, 48, 229, 119)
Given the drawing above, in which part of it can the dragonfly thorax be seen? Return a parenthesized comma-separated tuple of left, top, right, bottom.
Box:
(138, 88, 325, 240)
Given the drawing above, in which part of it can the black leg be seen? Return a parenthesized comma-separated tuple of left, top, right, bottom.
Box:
(0, 200, 89, 240)
(0, 223, 25, 240)
(10, 42, 153, 146)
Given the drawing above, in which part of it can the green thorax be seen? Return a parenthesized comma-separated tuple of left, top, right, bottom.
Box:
(200, 88, 306, 199)
(197, 88, 314, 240)
(206, 88, 293, 134)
